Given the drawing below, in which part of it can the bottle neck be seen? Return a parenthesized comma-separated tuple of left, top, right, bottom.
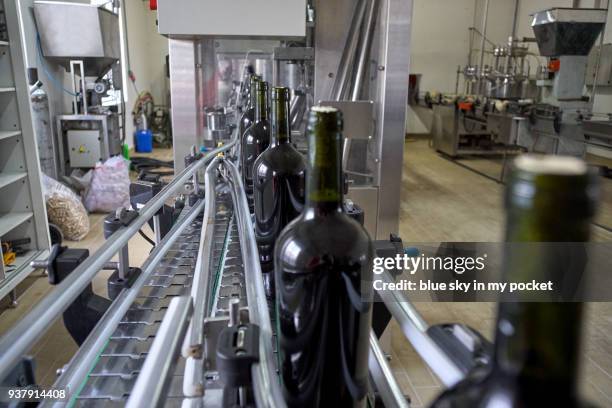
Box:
(304, 125, 343, 215)
(255, 88, 268, 122)
(493, 302, 582, 392)
(493, 166, 594, 395)
(248, 77, 258, 111)
(271, 93, 291, 146)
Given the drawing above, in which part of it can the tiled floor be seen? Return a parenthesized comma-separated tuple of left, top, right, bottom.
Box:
(0, 140, 610, 406)
(389, 136, 612, 407)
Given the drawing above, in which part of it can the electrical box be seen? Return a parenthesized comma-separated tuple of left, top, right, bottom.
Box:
(156, 0, 306, 38)
(67, 130, 101, 168)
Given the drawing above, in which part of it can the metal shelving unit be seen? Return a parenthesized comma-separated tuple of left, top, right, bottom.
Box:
(0, 0, 49, 303)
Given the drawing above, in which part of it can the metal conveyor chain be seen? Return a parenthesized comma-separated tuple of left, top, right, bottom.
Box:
(71, 207, 204, 405)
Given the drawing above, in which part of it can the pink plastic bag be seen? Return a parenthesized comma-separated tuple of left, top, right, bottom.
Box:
(84, 156, 131, 213)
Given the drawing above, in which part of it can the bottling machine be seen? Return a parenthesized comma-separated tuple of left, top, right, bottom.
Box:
(0, 1, 495, 406)
(428, 3, 612, 164)
(33, 1, 124, 177)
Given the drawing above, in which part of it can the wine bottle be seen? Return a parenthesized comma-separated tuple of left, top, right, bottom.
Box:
(238, 74, 260, 140)
(274, 106, 374, 407)
(241, 80, 271, 211)
(253, 87, 306, 298)
(430, 155, 599, 408)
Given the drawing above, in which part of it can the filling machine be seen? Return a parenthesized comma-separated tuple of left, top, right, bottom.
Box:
(423, 4, 612, 165)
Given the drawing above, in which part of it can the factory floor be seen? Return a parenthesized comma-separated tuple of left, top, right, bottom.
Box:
(0, 139, 610, 406)
(390, 136, 612, 407)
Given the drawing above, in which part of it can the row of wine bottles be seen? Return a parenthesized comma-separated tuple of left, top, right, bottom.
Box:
(238, 74, 374, 406)
(236, 73, 600, 407)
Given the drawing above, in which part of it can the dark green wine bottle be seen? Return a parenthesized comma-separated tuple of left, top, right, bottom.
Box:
(274, 106, 374, 408)
(238, 75, 260, 140)
(253, 87, 306, 298)
(242, 80, 271, 211)
(430, 155, 599, 408)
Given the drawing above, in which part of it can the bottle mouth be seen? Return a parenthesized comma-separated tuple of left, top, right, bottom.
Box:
(514, 155, 588, 176)
(272, 87, 290, 100)
(507, 155, 599, 216)
(311, 106, 338, 113)
(307, 106, 343, 134)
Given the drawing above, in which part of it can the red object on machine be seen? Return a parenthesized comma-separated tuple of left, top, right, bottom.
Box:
(458, 101, 473, 112)
(150, 0, 157, 10)
(548, 59, 560, 73)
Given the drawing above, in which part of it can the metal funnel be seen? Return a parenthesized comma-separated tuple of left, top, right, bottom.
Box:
(531, 8, 607, 57)
(34, 1, 120, 77)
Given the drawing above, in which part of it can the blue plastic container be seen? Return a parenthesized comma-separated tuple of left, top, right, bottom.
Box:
(135, 129, 153, 153)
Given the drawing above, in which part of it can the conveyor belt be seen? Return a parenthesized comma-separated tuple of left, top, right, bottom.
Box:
(209, 196, 247, 317)
(18, 157, 409, 408)
(71, 208, 203, 404)
(72, 187, 251, 405)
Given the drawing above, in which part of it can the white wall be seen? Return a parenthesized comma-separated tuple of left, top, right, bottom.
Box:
(591, 1, 612, 158)
(411, 0, 575, 96)
(123, 1, 169, 147)
(410, 1, 475, 94)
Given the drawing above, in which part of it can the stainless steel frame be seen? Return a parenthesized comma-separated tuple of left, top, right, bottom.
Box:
(313, 0, 412, 240)
(165, 1, 412, 239)
(370, 0, 413, 239)
(168, 39, 207, 172)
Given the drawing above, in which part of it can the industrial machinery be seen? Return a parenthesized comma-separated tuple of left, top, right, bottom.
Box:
(428, 3, 612, 164)
(0, 1, 501, 406)
(0, 118, 494, 408)
(161, 0, 409, 240)
(33, 1, 124, 176)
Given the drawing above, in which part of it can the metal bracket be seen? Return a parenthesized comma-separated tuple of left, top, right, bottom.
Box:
(273, 47, 314, 61)
(116, 208, 139, 226)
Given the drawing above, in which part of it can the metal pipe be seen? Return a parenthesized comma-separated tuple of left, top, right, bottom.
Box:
(0, 136, 237, 383)
(223, 160, 286, 408)
(182, 157, 221, 398)
(118, 245, 129, 280)
(590, 15, 607, 106)
(40, 199, 206, 407)
(504, 0, 520, 76)
(342, 138, 352, 171)
(153, 215, 162, 245)
(184, 157, 219, 357)
(378, 273, 464, 387)
(331, 0, 368, 100)
(126, 296, 193, 408)
(191, 146, 202, 197)
(290, 92, 306, 128)
(510, 0, 519, 41)
(477, 0, 490, 95)
(369, 331, 409, 408)
(351, 0, 379, 101)
(455, 65, 461, 95)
